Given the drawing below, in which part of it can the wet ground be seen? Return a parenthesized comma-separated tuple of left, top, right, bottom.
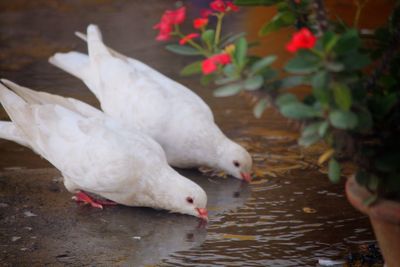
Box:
(0, 1, 381, 266)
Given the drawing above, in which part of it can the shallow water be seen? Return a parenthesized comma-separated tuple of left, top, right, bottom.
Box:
(0, 1, 383, 266)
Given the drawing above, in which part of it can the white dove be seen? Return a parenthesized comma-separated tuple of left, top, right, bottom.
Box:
(49, 24, 253, 182)
(0, 79, 208, 220)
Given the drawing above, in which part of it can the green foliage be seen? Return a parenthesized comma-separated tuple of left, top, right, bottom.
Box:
(285, 52, 321, 74)
(213, 83, 242, 97)
(244, 75, 264, 90)
(328, 158, 341, 183)
(329, 110, 358, 129)
(253, 98, 269, 118)
(161, 0, 400, 201)
(259, 11, 296, 36)
(251, 55, 277, 73)
(165, 45, 202, 56)
(202, 30, 215, 49)
(280, 102, 322, 119)
(333, 83, 352, 111)
(234, 37, 248, 68)
(180, 61, 202, 76)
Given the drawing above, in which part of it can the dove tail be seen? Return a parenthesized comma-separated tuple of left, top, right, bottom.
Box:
(87, 24, 110, 59)
(1, 79, 102, 119)
(0, 81, 33, 139)
(49, 51, 90, 81)
(0, 121, 30, 148)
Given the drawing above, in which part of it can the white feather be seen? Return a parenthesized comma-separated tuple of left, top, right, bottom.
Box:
(0, 80, 207, 218)
(49, 24, 253, 180)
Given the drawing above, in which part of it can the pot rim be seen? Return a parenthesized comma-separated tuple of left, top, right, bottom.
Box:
(345, 176, 400, 225)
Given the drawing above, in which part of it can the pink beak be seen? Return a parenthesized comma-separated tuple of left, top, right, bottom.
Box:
(196, 208, 208, 221)
(240, 172, 252, 182)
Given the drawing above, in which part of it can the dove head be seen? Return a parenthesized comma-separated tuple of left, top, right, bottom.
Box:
(216, 140, 253, 182)
(156, 169, 208, 220)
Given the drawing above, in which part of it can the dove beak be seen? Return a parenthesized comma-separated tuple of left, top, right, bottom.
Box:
(196, 208, 208, 221)
(240, 172, 252, 182)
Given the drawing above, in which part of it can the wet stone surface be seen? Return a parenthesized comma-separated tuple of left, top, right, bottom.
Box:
(0, 1, 379, 266)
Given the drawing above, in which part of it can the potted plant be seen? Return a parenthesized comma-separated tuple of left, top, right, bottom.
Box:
(153, 0, 400, 265)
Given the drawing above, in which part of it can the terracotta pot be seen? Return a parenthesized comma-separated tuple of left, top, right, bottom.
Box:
(345, 176, 400, 267)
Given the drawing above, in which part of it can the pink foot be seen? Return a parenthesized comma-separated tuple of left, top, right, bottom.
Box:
(72, 191, 117, 209)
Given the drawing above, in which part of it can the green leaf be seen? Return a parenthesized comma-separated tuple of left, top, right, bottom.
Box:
(261, 68, 279, 81)
(322, 31, 339, 53)
(244, 75, 264, 91)
(259, 11, 296, 36)
(213, 83, 242, 97)
(325, 62, 345, 72)
(253, 98, 269, 118)
(234, 37, 248, 67)
(220, 32, 246, 47)
(312, 87, 330, 106)
(276, 93, 297, 107)
(202, 29, 215, 48)
(201, 74, 214, 86)
(285, 55, 320, 74)
(318, 121, 329, 137)
(280, 102, 322, 119)
(298, 133, 320, 147)
(298, 122, 323, 147)
(223, 64, 237, 77)
(328, 158, 341, 183)
(333, 83, 352, 111)
(251, 55, 277, 73)
(165, 45, 202, 56)
(215, 76, 240, 85)
(180, 61, 203, 76)
(329, 110, 358, 129)
(278, 76, 304, 89)
(334, 29, 360, 54)
(312, 70, 328, 90)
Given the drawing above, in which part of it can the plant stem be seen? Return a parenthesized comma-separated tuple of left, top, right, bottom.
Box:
(353, 0, 369, 28)
(214, 13, 225, 48)
(173, 25, 210, 57)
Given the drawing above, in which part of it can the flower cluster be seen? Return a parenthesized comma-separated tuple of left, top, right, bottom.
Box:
(154, 0, 239, 75)
(210, 0, 239, 12)
(153, 6, 186, 41)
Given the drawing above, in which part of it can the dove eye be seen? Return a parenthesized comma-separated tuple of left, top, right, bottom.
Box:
(233, 160, 240, 168)
(186, 197, 194, 204)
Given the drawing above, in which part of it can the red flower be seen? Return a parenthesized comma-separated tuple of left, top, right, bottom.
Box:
(200, 8, 213, 18)
(153, 22, 173, 41)
(210, 0, 226, 12)
(193, 18, 209, 29)
(164, 6, 186, 25)
(202, 58, 218, 74)
(213, 53, 231, 64)
(179, 33, 200, 45)
(226, 2, 239, 12)
(209, 0, 239, 13)
(202, 53, 232, 74)
(154, 6, 186, 41)
(286, 28, 317, 53)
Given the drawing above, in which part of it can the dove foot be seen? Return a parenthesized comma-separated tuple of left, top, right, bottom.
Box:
(72, 191, 117, 209)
